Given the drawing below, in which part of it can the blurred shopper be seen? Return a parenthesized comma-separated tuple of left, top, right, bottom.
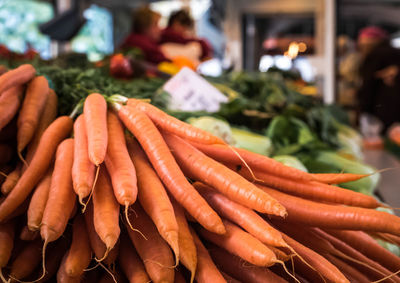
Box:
(160, 9, 213, 60)
(120, 6, 168, 64)
(357, 26, 400, 133)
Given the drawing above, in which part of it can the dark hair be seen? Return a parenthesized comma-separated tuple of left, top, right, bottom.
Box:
(167, 10, 194, 28)
(132, 6, 160, 34)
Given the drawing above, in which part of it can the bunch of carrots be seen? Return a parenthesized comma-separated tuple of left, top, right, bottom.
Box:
(1, 64, 400, 283)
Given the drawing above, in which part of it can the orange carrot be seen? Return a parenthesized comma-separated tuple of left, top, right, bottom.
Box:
(19, 225, 39, 241)
(92, 166, 120, 259)
(0, 143, 12, 165)
(126, 202, 175, 283)
(171, 198, 197, 282)
(194, 182, 286, 247)
(25, 88, 58, 166)
(127, 98, 225, 144)
(0, 64, 35, 94)
(258, 185, 400, 236)
(57, 253, 81, 283)
(84, 201, 118, 266)
(1, 164, 22, 195)
(72, 114, 95, 205)
(84, 93, 108, 166)
(115, 104, 225, 234)
(0, 85, 24, 131)
(197, 219, 277, 267)
(127, 138, 179, 264)
(17, 75, 49, 153)
(0, 116, 73, 222)
(9, 239, 42, 281)
(231, 164, 380, 208)
(190, 228, 226, 283)
(310, 172, 370, 184)
(324, 254, 370, 283)
(64, 214, 91, 277)
(209, 246, 288, 283)
(27, 168, 52, 231)
(104, 111, 137, 211)
(119, 234, 151, 283)
(163, 133, 286, 216)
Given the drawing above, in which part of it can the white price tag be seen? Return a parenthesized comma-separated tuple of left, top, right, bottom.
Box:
(163, 67, 228, 112)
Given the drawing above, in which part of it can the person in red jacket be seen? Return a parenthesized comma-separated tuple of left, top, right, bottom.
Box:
(120, 6, 169, 64)
(160, 9, 213, 60)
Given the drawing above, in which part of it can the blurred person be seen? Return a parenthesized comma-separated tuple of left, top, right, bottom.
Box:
(159, 9, 213, 61)
(357, 26, 400, 133)
(120, 6, 168, 64)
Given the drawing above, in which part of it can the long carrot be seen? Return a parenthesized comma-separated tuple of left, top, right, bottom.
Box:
(64, 214, 91, 277)
(126, 97, 225, 144)
(0, 85, 24, 131)
(119, 234, 151, 283)
(115, 103, 225, 234)
(84, 93, 108, 166)
(197, 219, 277, 267)
(72, 114, 95, 205)
(84, 201, 118, 266)
(310, 172, 370, 184)
(126, 202, 175, 283)
(0, 220, 14, 281)
(9, 239, 42, 281)
(92, 166, 120, 260)
(0, 116, 73, 222)
(127, 138, 179, 264)
(190, 228, 226, 283)
(1, 164, 22, 195)
(0, 64, 35, 94)
(17, 75, 49, 153)
(25, 88, 58, 166)
(163, 133, 286, 216)
(209, 245, 288, 283)
(171, 198, 197, 282)
(190, 141, 312, 181)
(194, 182, 286, 247)
(104, 112, 137, 220)
(324, 254, 370, 283)
(27, 168, 52, 231)
(229, 163, 380, 208)
(258, 185, 400, 236)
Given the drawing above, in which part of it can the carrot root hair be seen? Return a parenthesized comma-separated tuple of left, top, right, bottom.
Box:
(227, 145, 262, 182)
(372, 269, 400, 283)
(98, 262, 117, 283)
(124, 207, 148, 241)
(83, 262, 100, 271)
(0, 268, 9, 283)
(0, 171, 8, 178)
(82, 165, 100, 213)
(143, 259, 177, 269)
(275, 260, 301, 283)
(69, 99, 84, 119)
(95, 247, 110, 263)
(17, 151, 28, 169)
(285, 244, 317, 272)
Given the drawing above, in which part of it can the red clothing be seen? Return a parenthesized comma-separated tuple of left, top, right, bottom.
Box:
(120, 33, 168, 64)
(159, 27, 212, 60)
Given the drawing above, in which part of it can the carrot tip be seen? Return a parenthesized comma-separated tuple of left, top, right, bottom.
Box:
(98, 262, 117, 283)
(17, 151, 28, 168)
(124, 206, 148, 241)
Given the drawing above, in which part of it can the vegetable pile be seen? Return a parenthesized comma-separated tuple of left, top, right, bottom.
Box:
(1, 64, 400, 283)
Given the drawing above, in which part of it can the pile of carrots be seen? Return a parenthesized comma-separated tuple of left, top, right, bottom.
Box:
(1, 64, 400, 283)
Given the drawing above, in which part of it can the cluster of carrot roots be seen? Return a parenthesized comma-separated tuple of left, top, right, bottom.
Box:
(1, 64, 400, 283)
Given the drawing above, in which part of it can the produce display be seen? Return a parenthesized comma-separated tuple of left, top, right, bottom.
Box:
(1, 64, 400, 283)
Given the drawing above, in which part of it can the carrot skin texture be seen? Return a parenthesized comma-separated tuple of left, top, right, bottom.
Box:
(92, 167, 120, 251)
(40, 138, 76, 243)
(119, 234, 151, 283)
(127, 98, 225, 144)
(324, 254, 370, 283)
(84, 93, 108, 165)
(194, 182, 285, 247)
(17, 75, 49, 152)
(0, 85, 24, 131)
(1, 164, 22, 195)
(310, 172, 370, 184)
(259, 185, 400, 236)
(198, 219, 277, 267)
(64, 214, 91, 277)
(117, 105, 224, 234)
(9, 239, 42, 280)
(127, 138, 179, 262)
(209, 246, 288, 283)
(0, 64, 35, 94)
(0, 220, 14, 267)
(27, 168, 52, 231)
(126, 203, 175, 283)
(0, 116, 73, 222)
(57, 254, 81, 283)
(105, 112, 137, 205)
(190, 229, 226, 283)
(72, 114, 95, 201)
(163, 133, 286, 216)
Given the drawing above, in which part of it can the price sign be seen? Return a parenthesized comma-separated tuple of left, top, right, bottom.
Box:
(163, 67, 228, 112)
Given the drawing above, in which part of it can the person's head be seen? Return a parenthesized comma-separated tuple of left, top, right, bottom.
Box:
(357, 26, 388, 56)
(167, 10, 194, 36)
(132, 6, 161, 41)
